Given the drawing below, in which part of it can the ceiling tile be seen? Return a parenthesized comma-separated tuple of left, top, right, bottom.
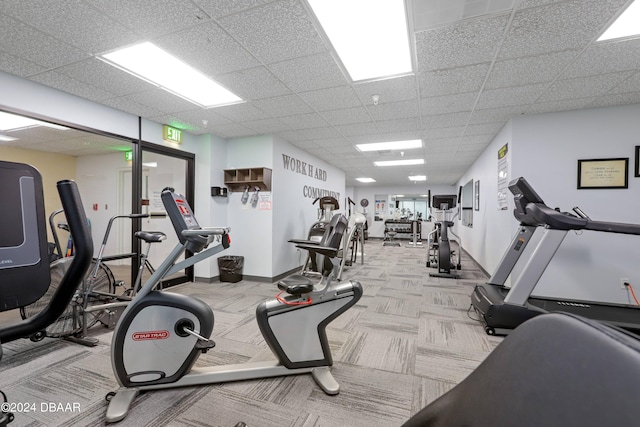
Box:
(468, 106, 526, 125)
(145, 114, 203, 132)
(215, 66, 291, 100)
(86, 0, 212, 39)
(420, 92, 478, 116)
(320, 107, 372, 126)
(422, 111, 472, 129)
(476, 83, 548, 109)
(420, 126, 464, 140)
(193, 0, 275, 19)
(251, 94, 313, 117)
(375, 117, 422, 134)
(215, 102, 272, 122)
(288, 140, 321, 149)
(269, 52, 347, 92)
(0, 14, 88, 68)
(278, 112, 329, 129)
(310, 137, 350, 148)
(524, 97, 597, 115)
(352, 75, 418, 104)
(155, 21, 259, 76)
(218, 0, 327, 64)
(298, 86, 361, 111)
(1, 0, 139, 53)
(538, 71, 635, 103)
(0, 50, 46, 77)
(167, 109, 233, 129)
(124, 88, 198, 114)
(418, 63, 490, 97)
(99, 96, 164, 118)
(369, 99, 420, 121)
(411, 0, 517, 31)
(588, 92, 640, 109)
(333, 122, 379, 137)
(415, 14, 509, 71)
(487, 50, 580, 89)
(608, 71, 640, 94)
(211, 123, 258, 138)
(56, 58, 155, 97)
(30, 71, 115, 101)
(561, 38, 640, 79)
(243, 118, 291, 133)
(499, 0, 629, 59)
(464, 122, 505, 136)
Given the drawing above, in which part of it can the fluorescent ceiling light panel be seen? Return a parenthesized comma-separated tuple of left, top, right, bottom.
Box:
(356, 139, 422, 152)
(101, 42, 243, 108)
(598, 0, 640, 41)
(0, 134, 18, 141)
(0, 111, 68, 131)
(409, 175, 427, 181)
(307, 0, 413, 81)
(374, 159, 424, 167)
(356, 177, 376, 183)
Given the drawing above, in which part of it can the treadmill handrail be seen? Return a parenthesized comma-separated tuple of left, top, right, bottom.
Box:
(526, 200, 640, 235)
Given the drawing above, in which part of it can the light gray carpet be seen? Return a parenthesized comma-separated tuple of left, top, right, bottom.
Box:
(0, 239, 502, 426)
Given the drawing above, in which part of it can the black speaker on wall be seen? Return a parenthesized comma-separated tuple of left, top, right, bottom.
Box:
(211, 187, 228, 197)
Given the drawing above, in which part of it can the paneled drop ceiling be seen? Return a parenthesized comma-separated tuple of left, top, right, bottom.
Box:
(1, 0, 639, 185)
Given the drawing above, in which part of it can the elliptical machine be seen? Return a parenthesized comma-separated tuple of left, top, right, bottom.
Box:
(105, 188, 363, 423)
(427, 194, 462, 278)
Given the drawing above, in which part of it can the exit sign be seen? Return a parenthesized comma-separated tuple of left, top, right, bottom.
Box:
(163, 125, 182, 143)
(125, 151, 133, 161)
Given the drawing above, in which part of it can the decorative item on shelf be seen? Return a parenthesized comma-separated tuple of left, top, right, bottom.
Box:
(250, 186, 260, 207)
(210, 186, 228, 197)
(241, 185, 250, 204)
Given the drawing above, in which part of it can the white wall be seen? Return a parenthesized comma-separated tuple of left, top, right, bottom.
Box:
(272, 136, 345, 277)
(454, 122, 514, 273)
(224, 135, 274, 277)
(459, 104, 640, 305)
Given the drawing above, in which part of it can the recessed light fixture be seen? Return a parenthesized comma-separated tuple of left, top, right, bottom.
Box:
(100, 42, 243, 108)
(374, 159, 424, 167)
(396, 194, 405, 198)
(409, 175, 427, 181)
(598, 0, 640, 41)
(0, 111, 68, 131)
(356, 139, 422, 152)
(356, 177, 376, 183)
(307, 0, 413, 82)
(0, 134, 18, 142)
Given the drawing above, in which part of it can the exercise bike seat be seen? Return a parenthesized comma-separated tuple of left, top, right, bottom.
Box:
(135, 230, 167, 243)
(277, 277, 314, 295)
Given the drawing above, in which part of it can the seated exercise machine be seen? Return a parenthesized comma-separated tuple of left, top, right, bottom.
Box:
(105, 188, 363, 423)
(402, 312, 640, 427)
(295, 196, 339, 275)
(470, 177, 640, 336)
(0, 160, 92, 423)
(427, 194, 461, 278)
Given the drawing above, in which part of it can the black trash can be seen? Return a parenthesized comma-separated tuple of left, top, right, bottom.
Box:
(218, 255, 244, 283)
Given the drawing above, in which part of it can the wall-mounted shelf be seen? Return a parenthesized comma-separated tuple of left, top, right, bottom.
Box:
(223, 167, 272, 192)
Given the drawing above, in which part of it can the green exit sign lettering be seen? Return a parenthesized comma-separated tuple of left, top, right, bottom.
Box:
(125, 151, 133, 161)
(163, 125, 182, 143)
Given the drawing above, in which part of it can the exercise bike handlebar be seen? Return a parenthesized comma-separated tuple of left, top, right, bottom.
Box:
(181, 227, 230, 237)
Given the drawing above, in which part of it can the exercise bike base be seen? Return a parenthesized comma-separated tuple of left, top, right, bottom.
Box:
(429, 272, 460, 279)
(105, 361, 339, 423)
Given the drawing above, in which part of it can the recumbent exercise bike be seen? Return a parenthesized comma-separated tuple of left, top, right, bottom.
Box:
(105, 187, 363, 423)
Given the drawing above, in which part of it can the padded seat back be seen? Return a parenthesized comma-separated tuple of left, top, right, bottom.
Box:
(403, 312, 640, 427)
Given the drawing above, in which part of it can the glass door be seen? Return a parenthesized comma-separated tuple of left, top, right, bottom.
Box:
(137, 145, 194, 287)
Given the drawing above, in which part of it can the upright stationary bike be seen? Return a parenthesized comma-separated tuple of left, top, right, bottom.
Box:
(105, 188, 363, 423)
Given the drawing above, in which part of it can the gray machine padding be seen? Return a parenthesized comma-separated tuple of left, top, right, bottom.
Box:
(402, 312, 640, 427)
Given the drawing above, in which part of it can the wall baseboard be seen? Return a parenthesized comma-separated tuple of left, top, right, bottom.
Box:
(194, 265, 302, 285)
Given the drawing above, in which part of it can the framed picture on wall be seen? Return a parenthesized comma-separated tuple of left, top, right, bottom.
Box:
(635, 146, 640, 177)
(577, 157, 628, 189)
(474, 180, 480, 211)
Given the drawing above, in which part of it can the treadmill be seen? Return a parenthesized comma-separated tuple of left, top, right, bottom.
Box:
(471, 177, 640, 336)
